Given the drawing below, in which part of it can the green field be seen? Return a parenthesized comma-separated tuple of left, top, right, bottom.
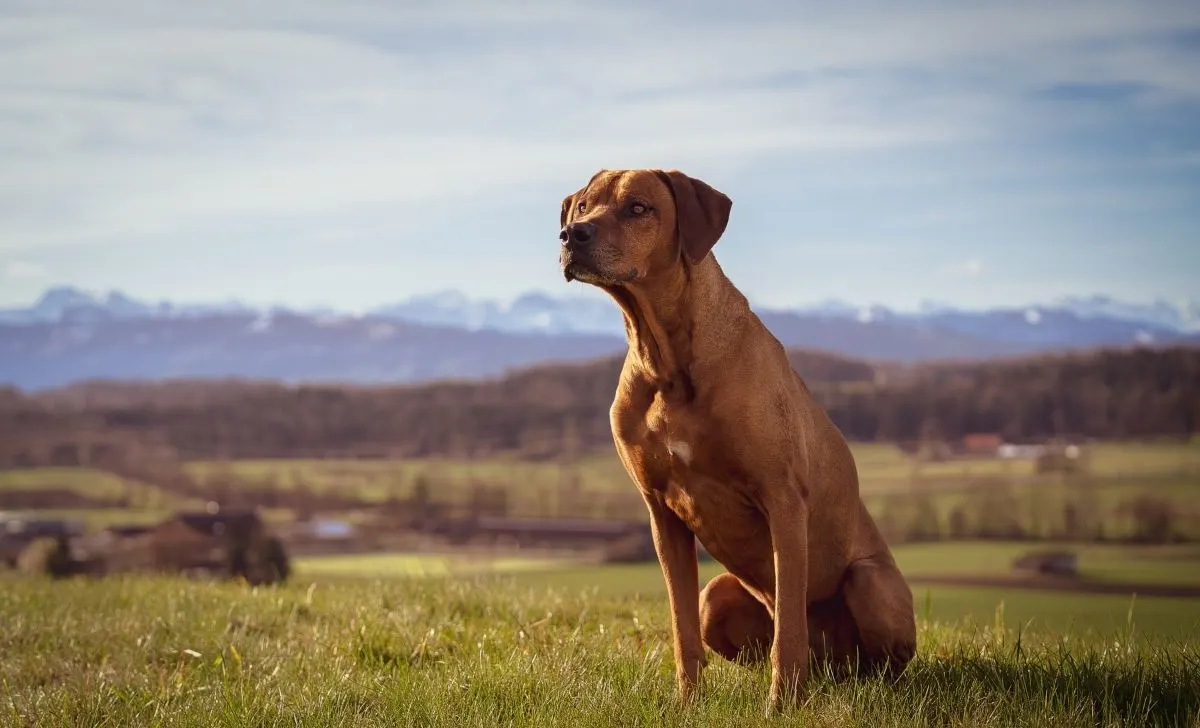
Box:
(290, 542, 1200, 639)
(4, 442, 1199, 723)
(5, 442, 1197, 502)
(504, 571, 1200, 640)
(2, 570, 1197, 727)
(292, 541, 1200, 588)
(0, 467, 194, 509)
(297, 552, 570, 579)
(3, 440, 1197, 533)
(178, 441, 1197, 501)
(893, 541, 1200, 587)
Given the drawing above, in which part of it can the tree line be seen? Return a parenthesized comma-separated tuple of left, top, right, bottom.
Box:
(1, 345, 1196, 467)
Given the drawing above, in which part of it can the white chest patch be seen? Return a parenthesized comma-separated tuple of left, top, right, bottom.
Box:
(666, 439, 693, 465)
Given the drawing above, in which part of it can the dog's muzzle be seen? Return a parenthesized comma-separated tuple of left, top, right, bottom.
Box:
(560, 221, 598, 282)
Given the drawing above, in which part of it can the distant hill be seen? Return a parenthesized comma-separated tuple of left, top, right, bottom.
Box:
(0, 286, 1196, 390)
(3, 345, 1195, 466)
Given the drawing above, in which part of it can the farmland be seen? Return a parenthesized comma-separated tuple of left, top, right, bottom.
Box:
(2, 398, 1197, 724)
(2, 439, 1195, 504)
(178, 440, 1199, 500)
(4, 439, 1197, 540)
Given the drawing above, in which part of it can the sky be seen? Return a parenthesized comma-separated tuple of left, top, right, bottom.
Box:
(0, 0, 1198, 313)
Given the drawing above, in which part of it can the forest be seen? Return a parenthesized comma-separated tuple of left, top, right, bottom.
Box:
(1, 345, 1196, 467)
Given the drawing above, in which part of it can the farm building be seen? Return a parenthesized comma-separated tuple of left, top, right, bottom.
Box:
(960, 433, 1004, 457)
(95, 508, 290, 585)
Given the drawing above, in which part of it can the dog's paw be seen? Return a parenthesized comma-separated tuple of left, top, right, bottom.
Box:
(764, 692, 799, 717)
(675, 650, 706, 703)
(676, 670, 703, 706)
(764, 674, 807, 716)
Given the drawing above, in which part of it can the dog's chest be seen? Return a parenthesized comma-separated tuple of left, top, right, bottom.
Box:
(624, 392, 774, 583)
(644, 394, 697, 467)
(642, 397, 755, 520)
(654, 449, 772, 588)
(621, 387, 731, 493)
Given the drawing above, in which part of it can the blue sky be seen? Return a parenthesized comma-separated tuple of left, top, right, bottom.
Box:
(0, 0, 1197, 313)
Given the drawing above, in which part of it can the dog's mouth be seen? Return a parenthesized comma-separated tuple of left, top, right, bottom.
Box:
(563, 264, 639, 287)
(563, 262, 602, 284)
(560, 249, 639, 286)
(560, 250, 597, 284)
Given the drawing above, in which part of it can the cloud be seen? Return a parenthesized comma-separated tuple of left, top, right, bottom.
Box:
(942, 259, 985, 277)
(0, 0, 1196, 308)
(2, 260, 47, 279)
(0, 21, 978, 252)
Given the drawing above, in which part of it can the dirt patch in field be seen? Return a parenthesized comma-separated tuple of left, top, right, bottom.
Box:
(908, 574, 1200, 598)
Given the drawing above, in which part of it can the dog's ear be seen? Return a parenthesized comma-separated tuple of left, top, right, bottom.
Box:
(560, 193, 574, 229)
(655, 169, 732, 264)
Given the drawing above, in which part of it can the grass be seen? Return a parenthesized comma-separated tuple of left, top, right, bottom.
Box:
(891, 541, 1200, 586)
(3, 444, 1197, 722)
(294, 540, 1200, 587)
(296, 552, 571, 579)
(290, 542, 1200, 639)
(505, 568, 1200, 639)
(1, 572, 1198, 727)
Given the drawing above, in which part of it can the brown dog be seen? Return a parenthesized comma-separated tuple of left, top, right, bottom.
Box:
(558, 169, 917, 714)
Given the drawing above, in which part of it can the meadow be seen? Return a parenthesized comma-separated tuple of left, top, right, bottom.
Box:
(287, 541, 1200, 637)
(2, 440, 1199, 725)
(2, 564, 1198, 727)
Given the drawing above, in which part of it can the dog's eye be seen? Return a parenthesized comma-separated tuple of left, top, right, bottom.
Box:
(577, 201, 586, 213)
(630, 203, 648, 215)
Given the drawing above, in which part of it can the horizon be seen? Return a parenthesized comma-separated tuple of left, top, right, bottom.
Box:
(1, 1, 1198, 312)
(5, 282, 1199, 319)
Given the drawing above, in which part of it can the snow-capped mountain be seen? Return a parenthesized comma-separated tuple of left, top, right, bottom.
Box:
(370, 290, 619, 335)
(5, 286, 1197, 337)
(0, 286, 256, 325)
(777, 296, 1200, 335)
(1, 286, 1196, 390)
(1052, 295, 1200, 333)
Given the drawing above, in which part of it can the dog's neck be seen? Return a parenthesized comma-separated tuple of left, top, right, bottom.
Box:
(602, 256, 747, 402)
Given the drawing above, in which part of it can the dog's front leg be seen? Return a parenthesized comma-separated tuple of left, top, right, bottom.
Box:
(643, 493, 706, 703)
(764, 487, 810, 714)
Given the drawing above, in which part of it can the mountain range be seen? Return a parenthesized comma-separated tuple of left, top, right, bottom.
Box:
(1, 286, 1196, 390)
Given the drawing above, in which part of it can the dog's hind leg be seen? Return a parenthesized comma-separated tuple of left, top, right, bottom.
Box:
(701, 572, 877, 679)
(804, 590, 862, 680)
(699, 572, 773, 665)
(841, 556, 918, 679)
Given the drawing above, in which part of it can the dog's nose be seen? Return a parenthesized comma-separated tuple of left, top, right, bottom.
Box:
(561, 222, 596, 247)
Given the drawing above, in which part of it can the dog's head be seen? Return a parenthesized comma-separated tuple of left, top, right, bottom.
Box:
(558, 169, 732, 287)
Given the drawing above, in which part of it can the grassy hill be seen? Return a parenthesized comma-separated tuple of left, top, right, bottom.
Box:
(2, 569, 1196, 727)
